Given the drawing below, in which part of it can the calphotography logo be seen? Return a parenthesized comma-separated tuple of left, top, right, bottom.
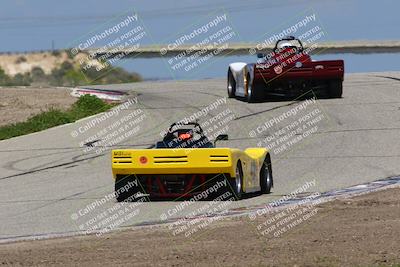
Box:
(254, 13, 317, 51)
(250, 97, 331, 156)
(68, 9, 149, 82)
(159, 10, 240, 78)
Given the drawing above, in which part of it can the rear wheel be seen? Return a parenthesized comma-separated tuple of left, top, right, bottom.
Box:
(227, 69, 236, 98)
(328, 80, 343, 98)
(229, 162, 244, 200)
(115, 175, 142, 202)
(260, 154, 273, 194)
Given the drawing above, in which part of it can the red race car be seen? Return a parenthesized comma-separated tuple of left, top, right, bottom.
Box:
(227, 36, 344, 102)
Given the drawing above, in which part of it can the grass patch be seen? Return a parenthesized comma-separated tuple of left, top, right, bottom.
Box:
(0, 95, 113, 140)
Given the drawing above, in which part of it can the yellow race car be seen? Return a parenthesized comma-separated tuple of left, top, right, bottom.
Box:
(112, 122, 273, 201)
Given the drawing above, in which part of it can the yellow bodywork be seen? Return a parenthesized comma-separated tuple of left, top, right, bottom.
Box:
(112, 147, 268, 193)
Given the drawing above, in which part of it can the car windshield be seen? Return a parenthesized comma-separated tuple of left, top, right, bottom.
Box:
(278, 39, 300, 48)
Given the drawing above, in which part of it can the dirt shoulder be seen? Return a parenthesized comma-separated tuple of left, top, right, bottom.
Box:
(1, 187, 400, 267)
(0, 87, 76, 126)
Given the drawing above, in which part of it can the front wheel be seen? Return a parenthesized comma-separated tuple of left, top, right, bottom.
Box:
(260, 155, 273, 194)
(227, 69, 236, 98)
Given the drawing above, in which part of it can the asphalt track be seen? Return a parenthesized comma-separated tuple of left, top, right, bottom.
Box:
(1, 71, 400, 241)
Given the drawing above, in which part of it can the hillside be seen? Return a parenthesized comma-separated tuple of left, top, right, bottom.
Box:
(0, 51, 141, 86)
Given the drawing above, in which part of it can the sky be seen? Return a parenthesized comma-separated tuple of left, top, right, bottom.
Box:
(0, 0, 399, 52)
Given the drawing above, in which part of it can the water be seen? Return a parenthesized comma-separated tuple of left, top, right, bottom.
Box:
(117, 53, 400, 80)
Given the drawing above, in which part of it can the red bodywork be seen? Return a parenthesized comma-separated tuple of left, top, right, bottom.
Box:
(116, 173, 227, 200)
(253, 47, 344, 96)
(139, 174, 210, 198)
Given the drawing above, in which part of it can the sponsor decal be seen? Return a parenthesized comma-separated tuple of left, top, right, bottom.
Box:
(274, 65, 282, 74)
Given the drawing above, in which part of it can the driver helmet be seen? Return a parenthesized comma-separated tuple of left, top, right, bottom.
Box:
(277, 42, 293, 49)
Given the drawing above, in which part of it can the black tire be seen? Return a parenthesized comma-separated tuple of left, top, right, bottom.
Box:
(246, 73, 258, 103)
(328, 80, 343, 98)
(115, 175, 142, 202)
(227, 69, 236, 98)
(260, 154, 273, 194)
(229, 162, 244, 200)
